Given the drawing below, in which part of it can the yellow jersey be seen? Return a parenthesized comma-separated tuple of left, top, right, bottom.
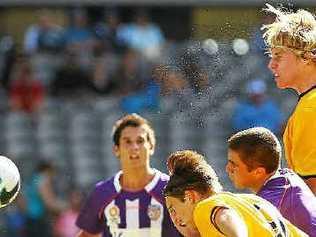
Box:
(283, 87, 316, 177)
(193, 192, 307, 237)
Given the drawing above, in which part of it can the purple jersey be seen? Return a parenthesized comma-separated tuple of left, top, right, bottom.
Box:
(76, 169, 180, 237)
(257, 168, 316, 236)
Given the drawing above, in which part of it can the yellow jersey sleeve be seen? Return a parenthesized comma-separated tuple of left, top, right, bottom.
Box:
(193, 198, 227, 237)
(283, 90, 316, 176)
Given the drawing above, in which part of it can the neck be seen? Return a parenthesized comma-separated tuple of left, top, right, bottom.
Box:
(120, 167, 155, 191)
(295, 70, 316, 94)
(251, 171, 276, 193)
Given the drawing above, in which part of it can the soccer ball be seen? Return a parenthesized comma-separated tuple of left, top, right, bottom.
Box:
(0, 156, 20, 208)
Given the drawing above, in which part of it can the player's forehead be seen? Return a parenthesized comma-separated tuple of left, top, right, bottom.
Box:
(227, 149, 243, 165)
(270, 47, 286, 56)
(120, 125, 148, 139)
(269, 46, 298, 58)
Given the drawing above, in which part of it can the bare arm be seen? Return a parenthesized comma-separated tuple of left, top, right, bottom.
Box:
(214, 207, 248, 237)
(38, 175, 65, 213)
(76, 230, 102, 237)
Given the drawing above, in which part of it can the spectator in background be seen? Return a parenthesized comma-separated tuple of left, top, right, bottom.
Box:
(64, 8, 95, 69)
(117, 9, 165, 61)
(231, 79, 284, 135)
(112, 48, 160, 113)
(0, 34, 16, 91)
(120, 79, 160, 113)
(50, 51, 92, 98)
(94, 9, 126, 55)
(91, 52, 119, 95)
(23, 9, 65, 55)
(154, 66, 189, 96)
(24, 160, 66, 237)
(4, 195, 27, 237)
(9, 55, 45, 113)
(107, 48, 149, 96)
(54, 190, 82, 237)
(152, 65, 191, 113)
(24, 161, 65, 237)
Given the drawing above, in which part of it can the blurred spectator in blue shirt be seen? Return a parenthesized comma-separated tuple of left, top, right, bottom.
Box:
(4, 195, 27, 237)
(232, 79, 284, 135)
(64, 9, 94, 48)
(117, 9, 165, 61)
(23, 10, 65, 55)
(94, 9, 126, 54)
(64, 8, 95, 69)
(24, 161, 66, 237)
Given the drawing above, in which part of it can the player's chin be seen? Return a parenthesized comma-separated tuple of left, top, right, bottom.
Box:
(231, 179, 243, 189)
(275, 78, 288, 89)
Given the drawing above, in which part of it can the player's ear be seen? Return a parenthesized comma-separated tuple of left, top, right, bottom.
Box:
(184, 190, 200, 204)
(113, 145, 120, 158)
(149, 142, 155, 156)
(254, 167, 266, 177)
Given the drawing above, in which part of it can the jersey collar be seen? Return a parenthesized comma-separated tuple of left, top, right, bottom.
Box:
(299, 85, 316, 100)
(113, 169, 160, 193)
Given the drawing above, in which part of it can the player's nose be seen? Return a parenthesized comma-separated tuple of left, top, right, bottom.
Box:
(130, 142, 140, 150)
(268, 58, 276, 71)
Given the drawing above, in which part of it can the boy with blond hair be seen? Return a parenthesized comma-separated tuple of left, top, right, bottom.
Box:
(263, 4, 316, 194)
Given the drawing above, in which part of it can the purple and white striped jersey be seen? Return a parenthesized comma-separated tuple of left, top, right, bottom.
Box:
(76, 169, 180, 237)
(257, 168, 316, 236)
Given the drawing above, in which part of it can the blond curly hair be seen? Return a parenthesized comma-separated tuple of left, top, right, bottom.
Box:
(262, 4, 316, 59)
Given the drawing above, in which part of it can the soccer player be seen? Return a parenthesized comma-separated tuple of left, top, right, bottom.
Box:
(226, 127, 316, 236)
(164, 150, 307, 237)
(76, 114, 180, 237)
(263, 4, 316, 194)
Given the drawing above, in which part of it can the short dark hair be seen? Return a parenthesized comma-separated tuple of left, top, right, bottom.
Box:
(164, 150, 222, 200)
(112, 113, 156, 147)
(228, 127, 281, 173)
(36, 160, 55, 173)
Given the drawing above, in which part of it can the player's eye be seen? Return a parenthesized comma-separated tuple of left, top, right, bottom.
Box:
(228, 161, 237, 169)
(137, 138, 145, 144)
(168, 207, 176, 216)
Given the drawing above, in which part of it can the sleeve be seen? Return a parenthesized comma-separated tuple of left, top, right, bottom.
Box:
(75, 186, 106, 234)
(193, 199, 226, 236)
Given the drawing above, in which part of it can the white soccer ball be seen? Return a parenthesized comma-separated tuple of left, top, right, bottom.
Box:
(0, 156, 20, 208)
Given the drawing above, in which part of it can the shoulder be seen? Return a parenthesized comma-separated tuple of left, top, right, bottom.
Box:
(146, 170, 169, 203)
(298, 90, 316, 110)
(195, 193, 229, 214)
(90, 175, 119, 203)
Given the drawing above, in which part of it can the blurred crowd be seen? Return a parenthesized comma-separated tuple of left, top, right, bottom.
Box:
(0, 7, 213, 116)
